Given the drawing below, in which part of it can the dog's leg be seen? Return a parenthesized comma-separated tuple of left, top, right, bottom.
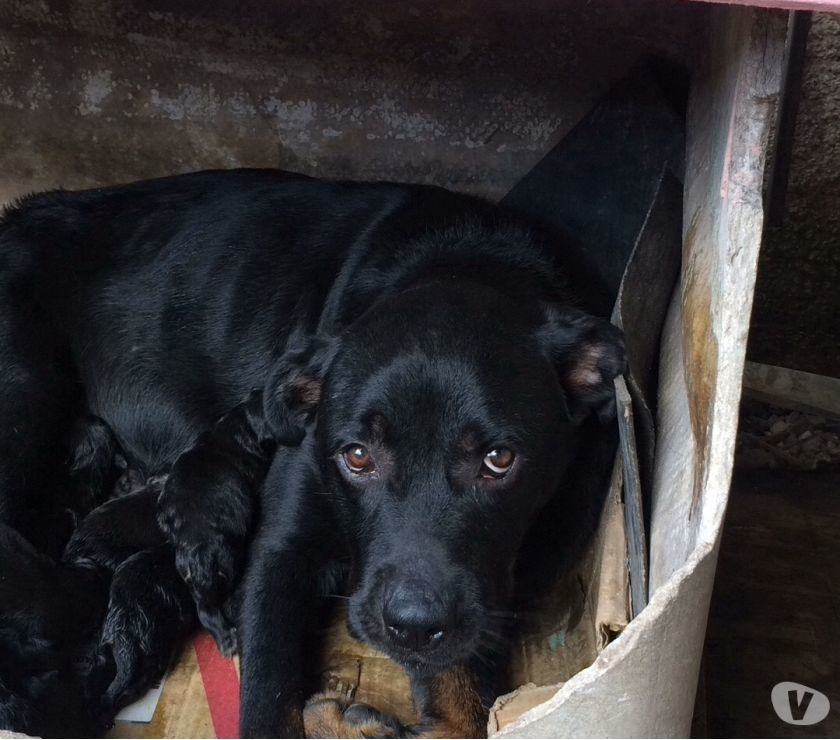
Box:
(304, 691, 407, 739)
(408, 664, 488, 738)
(158, 389, 277, 657)
(239, 441, 343, 738)
(302, 664, 488, 739)
(239, 536, 318, 738)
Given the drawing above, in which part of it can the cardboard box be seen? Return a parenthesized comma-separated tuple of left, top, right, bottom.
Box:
(0, 2, 787, 737)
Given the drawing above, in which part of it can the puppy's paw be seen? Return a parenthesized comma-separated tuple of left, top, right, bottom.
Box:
(158, 475, 247, 630)
(304, 691, 407, 739)
(173, 537, 240, 612)
(113, 467, 146, 497)
(199, 605, 239, 658)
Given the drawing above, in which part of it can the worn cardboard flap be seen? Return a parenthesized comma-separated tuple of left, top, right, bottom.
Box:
(489, 683, 563, 734)
(594, 457, 630, 653)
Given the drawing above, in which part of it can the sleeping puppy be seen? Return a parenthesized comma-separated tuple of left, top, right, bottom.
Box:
(67, 415, 132, 512)
(0, 170, 624, 737)
(0, 654, 114, 739)
(0, 489, 148, 737)
(0, 451, 193, 736)
(17, 415, 132, 560)
(96, 544, 196, 712)
(157, 389, 278, 657)
(0, 415, 138, 675)
(0, 523, 108, 674)
(62, 477, 198, 715)
(0, 485, 194, 736)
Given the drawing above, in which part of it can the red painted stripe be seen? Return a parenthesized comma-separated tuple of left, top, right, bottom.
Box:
(194, 631, 241, 738)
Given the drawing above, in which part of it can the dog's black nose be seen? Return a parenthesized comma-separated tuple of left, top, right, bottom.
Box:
(383, 582, 448, 651)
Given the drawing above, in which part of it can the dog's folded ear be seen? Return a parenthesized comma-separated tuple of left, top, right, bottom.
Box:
(262, 333, 338, 445)
(536, 304, 627, 423)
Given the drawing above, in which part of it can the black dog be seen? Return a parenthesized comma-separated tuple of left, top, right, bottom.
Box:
(0, 169, 624, 737)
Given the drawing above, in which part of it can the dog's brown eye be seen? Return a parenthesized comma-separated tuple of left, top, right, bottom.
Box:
(343, 445, 374, 474)
(481, 447, 515, 478)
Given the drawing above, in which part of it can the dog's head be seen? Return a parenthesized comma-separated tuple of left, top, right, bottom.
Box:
(268, 280, 625, 671)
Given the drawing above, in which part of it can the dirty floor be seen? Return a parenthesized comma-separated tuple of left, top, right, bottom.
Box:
(699, 466, 840, 737)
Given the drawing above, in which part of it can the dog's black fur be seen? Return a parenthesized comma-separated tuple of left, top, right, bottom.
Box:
(0, 417, 195, 736)
(157, 388, 279, 656)
(0, 169, 625, 738)
(0, 414, 143, 673)
(62, 477, 197, 718)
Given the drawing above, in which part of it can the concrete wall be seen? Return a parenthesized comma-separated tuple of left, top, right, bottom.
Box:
(0, 0, 696, 205)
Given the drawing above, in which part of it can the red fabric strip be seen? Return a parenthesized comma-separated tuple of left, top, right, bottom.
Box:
(194, 631, 241, 739)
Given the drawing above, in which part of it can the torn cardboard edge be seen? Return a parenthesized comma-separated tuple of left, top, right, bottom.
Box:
(594, 454, 631, 653)
(489, 683, 564, 734)
(488, 132, 684, 740)
(491, 451, 631, 735)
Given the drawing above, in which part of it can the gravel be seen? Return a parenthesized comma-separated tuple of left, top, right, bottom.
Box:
(736, 399, 840, 470)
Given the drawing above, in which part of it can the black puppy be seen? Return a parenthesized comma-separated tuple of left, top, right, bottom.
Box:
(97, 544, 196, 711)
(0, 484, 197, 736)
(157, 389, 280, 656)
(0, 650, 114, 739)
(158, 335, 335, 659)
(16, 414, 130, 559)
(0, 442, 194, 736)
(0, 170, 624, 737)
(0, 415, 138, 676)
(0, 485, 170, 737)
(62, 477, 198, 715)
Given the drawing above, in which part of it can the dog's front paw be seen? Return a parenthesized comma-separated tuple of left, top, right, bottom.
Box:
(169, 537, 241, 653)
(304, 691, 407, 739)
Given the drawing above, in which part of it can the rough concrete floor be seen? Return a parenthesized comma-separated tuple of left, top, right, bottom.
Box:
(699, 466, 840, 737)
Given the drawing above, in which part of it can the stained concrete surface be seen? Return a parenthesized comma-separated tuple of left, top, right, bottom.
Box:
(0, 0, 698, 205)
(749, 12, 840, 378)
